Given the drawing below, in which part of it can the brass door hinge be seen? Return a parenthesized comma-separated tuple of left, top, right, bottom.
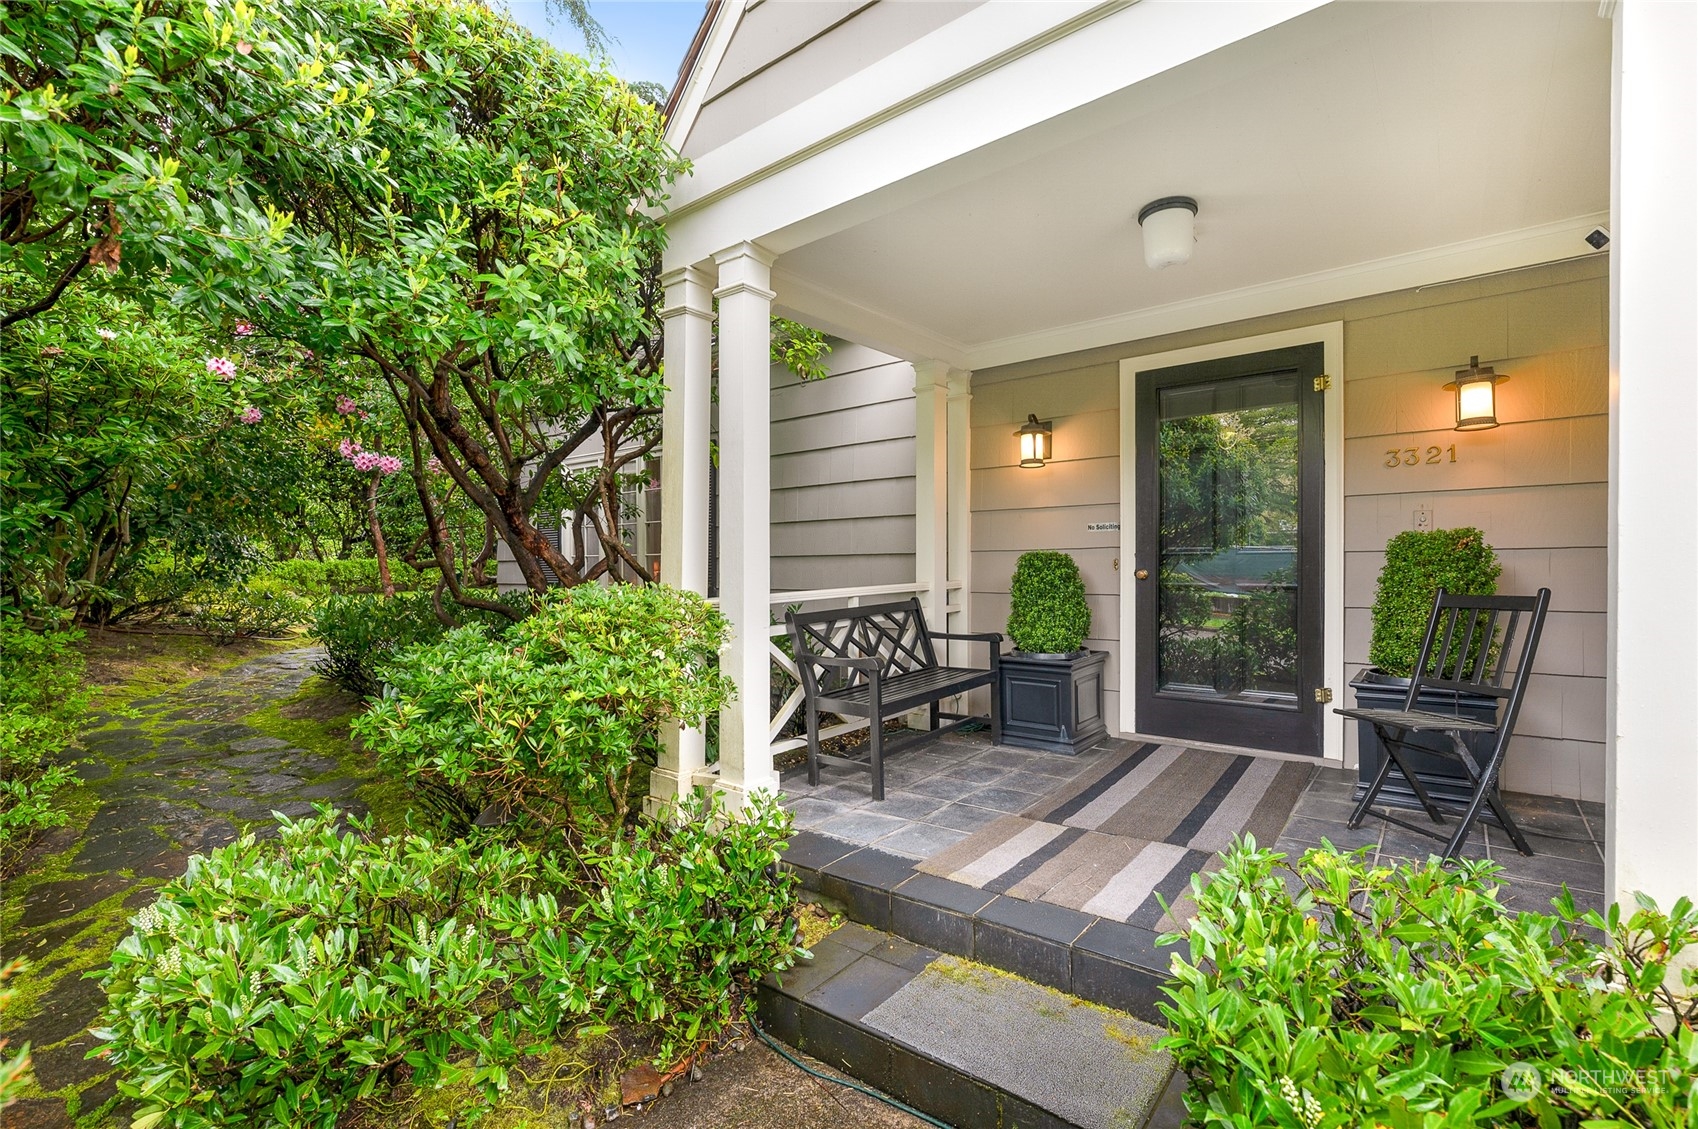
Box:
(1313, 687, 1334, 703)
(1313, 375, 1333, 392)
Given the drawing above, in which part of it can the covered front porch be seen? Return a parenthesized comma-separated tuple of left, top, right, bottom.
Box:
(653, 0, 1696, 910)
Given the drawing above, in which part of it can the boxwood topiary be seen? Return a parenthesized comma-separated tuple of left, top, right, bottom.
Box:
(1007, 550, 1091, 655)
(1368, 527, 1501, 677)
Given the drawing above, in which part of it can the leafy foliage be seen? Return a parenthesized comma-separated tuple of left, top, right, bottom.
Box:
(253, 557, 428, 601)
(1007, 550, 1091, 654)
(0, 618, 89, 868)
(543, 793, 803, 1066)
(771, 318, 832, 382)
(93, 801, 805, 1127)
(0, 0, 382, 327)
(1160, 840, 1697, 1127)
(0, 959, 32, 1104)
(252, 0, 687, 597)
(187, 583, 308, 645)
(1368, 528, 1502, 677)
(353, 584, 732, 837)
(93, 811, 572, 1129)
(308, 591, 521, 698)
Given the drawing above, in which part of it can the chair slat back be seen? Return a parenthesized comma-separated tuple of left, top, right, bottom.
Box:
(1405, 589, 1551, 716)
(785, 598, 937, 695)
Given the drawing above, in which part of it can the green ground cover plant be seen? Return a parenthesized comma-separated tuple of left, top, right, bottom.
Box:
(1006, 550, 1091, 655)
(1160, 840, 1697, 1127)
(0, 618, 91, 869)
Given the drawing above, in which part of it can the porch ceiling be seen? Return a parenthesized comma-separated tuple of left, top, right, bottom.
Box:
(769, 1, 1610, 369)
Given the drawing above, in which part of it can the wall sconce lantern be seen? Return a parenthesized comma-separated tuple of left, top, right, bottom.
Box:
(1444, 356, 1507, 431)
(1016, 414, 1052, 468)
(1137, 196, 1198, 270)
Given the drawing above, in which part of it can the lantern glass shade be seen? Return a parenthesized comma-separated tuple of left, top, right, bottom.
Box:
(1016, 414, 1052, 468)
(1444, 356, 1506, 431)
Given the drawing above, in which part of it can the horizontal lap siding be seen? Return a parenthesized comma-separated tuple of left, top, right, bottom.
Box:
(770, 345, 916, 593)
(969, 258, 1608, 798)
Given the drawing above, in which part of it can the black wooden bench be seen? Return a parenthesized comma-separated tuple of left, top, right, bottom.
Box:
(785, 598, 1002, 800)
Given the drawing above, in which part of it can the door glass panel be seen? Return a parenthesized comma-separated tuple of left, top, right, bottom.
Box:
(1155, 374, 1301, 707)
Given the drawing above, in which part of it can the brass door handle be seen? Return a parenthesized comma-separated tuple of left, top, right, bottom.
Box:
(1134, 569, 1150, 580)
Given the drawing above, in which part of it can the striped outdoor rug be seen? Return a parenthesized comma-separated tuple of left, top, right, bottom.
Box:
(917, 743, 1316, 931)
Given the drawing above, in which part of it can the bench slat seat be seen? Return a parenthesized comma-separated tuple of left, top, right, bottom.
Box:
(787, 598, 1002, 800)
(814, 665, 998, 716)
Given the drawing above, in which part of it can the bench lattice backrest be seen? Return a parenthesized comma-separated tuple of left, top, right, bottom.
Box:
(786, 598, 938, 694)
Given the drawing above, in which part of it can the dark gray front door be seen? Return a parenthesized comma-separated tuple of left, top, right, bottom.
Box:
(1133, 344, 1325, 756)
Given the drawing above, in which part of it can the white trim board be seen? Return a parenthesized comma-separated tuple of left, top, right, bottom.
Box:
(1117, 322, 1346, 764)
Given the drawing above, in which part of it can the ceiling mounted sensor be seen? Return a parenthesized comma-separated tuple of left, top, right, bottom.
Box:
(1137, 196, 1199, 270)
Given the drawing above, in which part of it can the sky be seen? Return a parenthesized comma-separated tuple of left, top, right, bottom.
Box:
(501, 1, 708, 94)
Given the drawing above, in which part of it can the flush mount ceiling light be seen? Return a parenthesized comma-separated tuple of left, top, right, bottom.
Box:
(1444, 356, 1507, 431)
(1015, 414, 1052, 468)
(1137, 196, 1198, 270)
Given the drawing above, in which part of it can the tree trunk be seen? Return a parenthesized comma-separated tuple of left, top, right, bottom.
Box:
(366, 476, 396, 597)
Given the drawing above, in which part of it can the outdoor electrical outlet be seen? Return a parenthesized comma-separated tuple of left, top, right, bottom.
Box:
(1413, 505, 1433, 531)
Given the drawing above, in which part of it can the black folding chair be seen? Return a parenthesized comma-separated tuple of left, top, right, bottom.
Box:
(1335, 587, 1551, 859)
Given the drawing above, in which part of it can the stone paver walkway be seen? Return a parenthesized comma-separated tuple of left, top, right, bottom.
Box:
(3, 647, 373, 1128)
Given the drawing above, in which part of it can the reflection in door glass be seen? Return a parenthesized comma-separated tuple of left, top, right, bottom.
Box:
(1156, 374, 1300, 707)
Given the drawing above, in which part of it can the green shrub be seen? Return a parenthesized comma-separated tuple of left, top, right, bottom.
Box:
(1007, 550, 1091, 654)
(188, 583, 310, 645)
(0, 618, 89, 868)
(309, 591, 523, 698)
(541, 793, 803, 1066)
(1368, 527, 1501, 677)
(254, 557, 430, 600)
(1160, 840, 1697, 1127)
(353, 584, 732, 837)
(93, 811, 571, 1129)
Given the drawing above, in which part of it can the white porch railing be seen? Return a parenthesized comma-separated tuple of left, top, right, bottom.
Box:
(698, 580, 965, 780)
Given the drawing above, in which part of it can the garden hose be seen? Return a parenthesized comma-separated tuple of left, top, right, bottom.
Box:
(750, 1023, 954, 1129)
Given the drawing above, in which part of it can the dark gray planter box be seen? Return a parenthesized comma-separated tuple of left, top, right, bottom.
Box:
(1350, 668, 1498, 810)
(999, 650, 1109, 755)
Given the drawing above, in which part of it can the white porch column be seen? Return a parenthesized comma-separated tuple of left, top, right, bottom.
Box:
(914, 361, 950, 649)
(713, 242, 780, 808)
(651, 265, 715, 811)
(947, 369, 974, 650)
(1606, 0, 1698, 907)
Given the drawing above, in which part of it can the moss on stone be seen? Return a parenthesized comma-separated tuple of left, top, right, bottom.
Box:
(242, 674, 415, 834)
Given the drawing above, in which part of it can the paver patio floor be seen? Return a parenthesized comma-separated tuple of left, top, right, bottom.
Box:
(780, 729, 1608, 919)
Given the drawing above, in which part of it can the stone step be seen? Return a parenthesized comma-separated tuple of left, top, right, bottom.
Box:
(757, 920, 1184, 1129)
(782, 830, 1172, 1025)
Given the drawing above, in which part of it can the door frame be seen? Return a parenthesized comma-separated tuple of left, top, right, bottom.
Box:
(1118, 322, 1346, 763)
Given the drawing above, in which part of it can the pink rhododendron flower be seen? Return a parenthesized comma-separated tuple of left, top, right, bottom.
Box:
(427, 456, 444, 475)
(206, 356, 236, 379)
(358, 410, 370, 420)
(377, 455, 403, 475)
(239, 406, 262, 425)
(335, 395, 357, 415)
(233, 321, 255, 337)
(97, 328, 118, 340)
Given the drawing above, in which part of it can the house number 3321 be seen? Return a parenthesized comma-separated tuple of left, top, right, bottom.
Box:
(1385, 445, 1458, 468)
